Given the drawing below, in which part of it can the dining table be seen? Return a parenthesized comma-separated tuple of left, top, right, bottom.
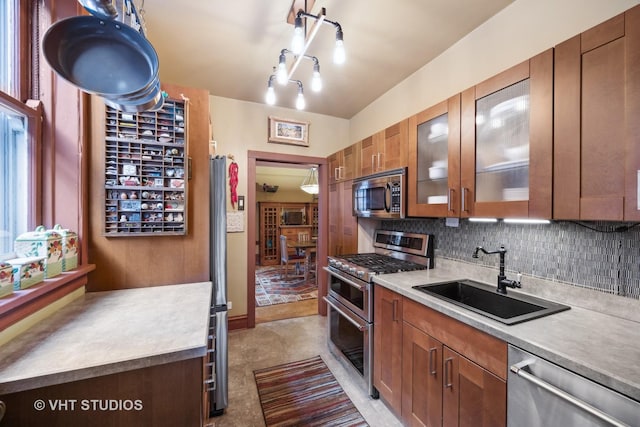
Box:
(286, 239, 317, 281)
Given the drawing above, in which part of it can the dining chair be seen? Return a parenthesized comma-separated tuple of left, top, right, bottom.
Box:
(280, 235, 305, 279)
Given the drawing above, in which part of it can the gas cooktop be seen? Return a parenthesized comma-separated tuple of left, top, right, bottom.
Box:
(328, 230, 434, 282)
(337, 253, 426, 274)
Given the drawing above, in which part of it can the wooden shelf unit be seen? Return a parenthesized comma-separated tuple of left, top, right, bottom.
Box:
(103, 98, 189, 236)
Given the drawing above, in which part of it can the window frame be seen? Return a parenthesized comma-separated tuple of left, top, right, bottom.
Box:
(0, 0, 94, 333)
(0, 91, 42, 230)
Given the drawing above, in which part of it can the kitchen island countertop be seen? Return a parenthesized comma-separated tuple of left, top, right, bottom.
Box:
(0, 281, 212, 395)
(373, 267, 640, 402)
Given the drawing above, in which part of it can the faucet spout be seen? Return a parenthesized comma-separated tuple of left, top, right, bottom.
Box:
(471, 245, 521, 294)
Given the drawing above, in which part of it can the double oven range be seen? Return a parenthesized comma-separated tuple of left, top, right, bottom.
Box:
(323, 230, 434, 397)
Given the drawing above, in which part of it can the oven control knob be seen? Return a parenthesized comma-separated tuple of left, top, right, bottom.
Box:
(329, 259, 336, 267)
(348, 267, 356, 274)
(357, 270, 365, 279)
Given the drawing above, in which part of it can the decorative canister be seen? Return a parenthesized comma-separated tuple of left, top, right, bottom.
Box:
(0, 261, 14, 298)
(6, 256, 45, 290)
(49, 224, 78, 271)
(14, 225, 63, 278)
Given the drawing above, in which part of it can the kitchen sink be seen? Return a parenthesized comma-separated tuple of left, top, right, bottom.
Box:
(412, 279, 570, 325)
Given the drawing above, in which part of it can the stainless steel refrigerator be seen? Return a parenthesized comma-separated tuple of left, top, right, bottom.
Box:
(207, 155, 228, 416)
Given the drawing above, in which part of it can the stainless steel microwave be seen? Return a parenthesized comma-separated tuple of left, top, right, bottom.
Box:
(352, 168, 406, 219)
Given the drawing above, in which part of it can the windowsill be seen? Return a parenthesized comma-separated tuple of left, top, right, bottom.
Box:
(0, 264, 96, 331)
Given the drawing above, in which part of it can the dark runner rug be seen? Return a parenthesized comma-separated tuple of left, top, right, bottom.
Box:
(254, 355, 369, 427)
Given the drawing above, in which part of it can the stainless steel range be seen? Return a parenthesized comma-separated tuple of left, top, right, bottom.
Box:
(323, 230, 434, 398)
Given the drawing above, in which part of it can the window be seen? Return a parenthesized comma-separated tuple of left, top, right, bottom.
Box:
(0, 0, 40, 259)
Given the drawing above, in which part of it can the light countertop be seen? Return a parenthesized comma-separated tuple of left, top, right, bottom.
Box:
(373, 264, 640, 402)
(0, 281, 212, 395)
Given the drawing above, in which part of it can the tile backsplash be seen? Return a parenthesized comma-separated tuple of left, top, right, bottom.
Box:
(383, 219, 640, 300)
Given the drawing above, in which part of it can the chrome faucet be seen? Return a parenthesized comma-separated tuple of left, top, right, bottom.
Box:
(472, 245, 521, 294)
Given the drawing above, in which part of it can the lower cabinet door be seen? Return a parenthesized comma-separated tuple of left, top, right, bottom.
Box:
(373, 286, 403, 415)
(401, 322, 443, 427)
(442, 346, 506, 427)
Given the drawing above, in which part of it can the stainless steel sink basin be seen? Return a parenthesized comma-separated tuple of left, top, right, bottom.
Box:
(412, 279, 570, 325)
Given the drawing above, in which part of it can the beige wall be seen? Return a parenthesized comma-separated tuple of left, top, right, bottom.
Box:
(350, 0, 640, 143)
(209, 96, 348, 317)
(210, 0, 640, 319)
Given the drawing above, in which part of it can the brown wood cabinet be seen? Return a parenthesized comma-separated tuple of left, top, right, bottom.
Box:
(0, 358, 202, 426)
(554, 5, 640, 221)
(329, 142, 360, 184)
(373, 286, 404, 416)
(402, 322, 443, 427)
(328, 180, 357, 256)
(408, 95, 461, 217)
(459, 49, 553, 219)
(360, 119, 408, 176)
(442, 347, 506, 427)
(373, 286, 507, 427)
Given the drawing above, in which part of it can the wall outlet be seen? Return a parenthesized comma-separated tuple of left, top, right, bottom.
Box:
(228, 301, 232, 310)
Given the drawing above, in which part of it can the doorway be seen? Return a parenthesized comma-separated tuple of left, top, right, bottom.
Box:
(246, 151, 328, 328)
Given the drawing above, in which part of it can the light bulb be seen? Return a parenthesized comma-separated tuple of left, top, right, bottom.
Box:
(333, 39, 345, 64)
(276, 61, 288, 85)
(296, 92, 306, 110)
(292, 16, 305, 54)
(311, 71, 322, 92)
(265, 86, 276, 105)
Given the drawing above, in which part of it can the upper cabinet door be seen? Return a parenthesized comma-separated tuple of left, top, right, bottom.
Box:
(460, 49, 553, 219)
(554, 5, 640, 221)
(382, 119, 408, 171)
(359, 120, 408, 176)
(408, 95, 461, 217)
(328, 142, 360, 184)
(328, 151, 343, 185)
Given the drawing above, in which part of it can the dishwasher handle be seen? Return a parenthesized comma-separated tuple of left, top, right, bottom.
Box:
(510, 360, 630, 427)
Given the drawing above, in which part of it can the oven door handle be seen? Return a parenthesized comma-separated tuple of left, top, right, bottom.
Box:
(323, 296, 367, 332)
(323, 267, 365, 292)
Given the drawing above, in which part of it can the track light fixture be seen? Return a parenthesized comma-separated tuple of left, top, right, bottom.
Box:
(265, 5, 344, 109)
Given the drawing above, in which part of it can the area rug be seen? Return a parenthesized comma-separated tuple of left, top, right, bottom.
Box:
(256, 265, 317, 307)
(254, 356, 369, 427)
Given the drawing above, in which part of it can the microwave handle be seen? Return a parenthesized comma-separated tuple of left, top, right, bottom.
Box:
(384, 182, 391, 213)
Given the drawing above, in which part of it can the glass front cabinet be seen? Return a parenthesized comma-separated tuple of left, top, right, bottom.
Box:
(408, 95, 461, 217)
(460, 49, 553, 219)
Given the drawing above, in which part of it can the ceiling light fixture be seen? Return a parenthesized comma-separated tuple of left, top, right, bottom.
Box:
(265, 5, 344, 109)
(300, 167, 319, 194)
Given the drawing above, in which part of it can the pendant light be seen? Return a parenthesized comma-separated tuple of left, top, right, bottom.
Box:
(300, 167, 319, 194)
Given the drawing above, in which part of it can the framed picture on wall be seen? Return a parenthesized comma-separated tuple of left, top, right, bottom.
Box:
(268, 116, 310, 147)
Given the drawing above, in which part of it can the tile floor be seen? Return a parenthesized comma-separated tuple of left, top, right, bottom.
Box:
(210, 315, 402, 427)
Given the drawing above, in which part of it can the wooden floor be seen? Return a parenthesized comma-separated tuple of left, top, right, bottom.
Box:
(256, 298, 318, 323)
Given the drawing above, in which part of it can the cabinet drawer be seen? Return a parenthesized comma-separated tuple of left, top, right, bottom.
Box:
(280, 228, 299, 238)
(403, 297, 507, 380)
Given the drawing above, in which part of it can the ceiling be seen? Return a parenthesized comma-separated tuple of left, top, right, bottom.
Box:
(255, 165, 314, 193)
(140, 0, 514, 119)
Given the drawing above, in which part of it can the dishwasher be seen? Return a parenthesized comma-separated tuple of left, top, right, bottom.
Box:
(508, 345, 640, 427)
